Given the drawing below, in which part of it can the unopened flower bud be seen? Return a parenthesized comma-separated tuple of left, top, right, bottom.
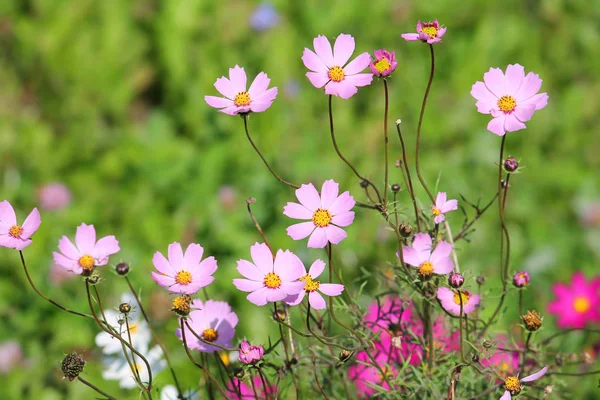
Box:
(238, 340, 264, 365)
(391, 184, 401, 192)
(338, 349, 353, 363)
(503, 157, 519, 173)
(119, 303, 132, 314)
(483, 340, 492, 349)
(399, 223, 413, 238)
(86, 273, 100, 284)
(448, 273, 465, 288)
(233, 367, 245, 378)
(171, 295, 192, 316)
(521, 310, 542, 331)
(513, 271, 530, 288)
(472, 354, 480, 363)
(61, 352, 85, 382)
(115, 263, 129, 276)
(476, 275, 485, 285)
(359, 180, 369, 188)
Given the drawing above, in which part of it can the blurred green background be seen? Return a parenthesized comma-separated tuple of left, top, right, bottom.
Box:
(1, 0, 599, 398)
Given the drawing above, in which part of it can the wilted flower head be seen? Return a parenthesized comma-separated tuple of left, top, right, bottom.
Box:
(401, 20, 447, 44)
(471, 64, 548, 136)
(249, 2, 280, 32)
(548, 272, 600, 328)
(302, 34, 373, 99)
(0, 200, 41, 250)
(500, 366, 548, 399)
(177, 300, 238, 353)
(369, 49, 397, 77)
(437, 287, 480, 315)
(513, 271, 530, 288)
(400, 233, 454, 278)
(238, 340, 264, 364)
(61, 353, 85, 382)
(521, 310, 543, 331)
(38, 183, 71, 211)
(205, 66, 278, 115)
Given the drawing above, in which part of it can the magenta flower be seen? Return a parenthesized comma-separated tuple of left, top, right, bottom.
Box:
(176, 300, 237, 353)
(238, 340, 264, 364)
(369, 49, 397, 77)
(232, 243, 305, 306)
(401, 20, 447, 44)
(152, 242, 217, 295)
(348, 350, 395, 397)
(548, 272, 600, 328)
(0, 201, 41, 251)
(432, 192, 458, 224)
(500, 366, 548, 399)
(284, 180, 355, 248)
(513, 271, 530, 288)
(204, 65, 278, 115)
(302, 33, 373, 99)
(400, 233, 454, 278)
(286, 259, 344, 310)
(227, 376, 276, 400)
(437, 287, 480, 315)
(52, 223, 119, 275)
(471, 64, 548, 136)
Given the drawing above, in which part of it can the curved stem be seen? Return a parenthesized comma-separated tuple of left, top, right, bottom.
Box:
(383, 79, 390, 205)
(77, 377, 117, 400)
(415, 44, 436, 203)
(395, 123, 421, 232)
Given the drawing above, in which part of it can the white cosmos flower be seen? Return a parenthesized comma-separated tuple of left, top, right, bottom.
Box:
(102, 344, 166, 389)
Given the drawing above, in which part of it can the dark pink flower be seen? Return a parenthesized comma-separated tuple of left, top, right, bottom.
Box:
(348, 351, 396, 398)
(0, 200, 41, 250)
(548, 272, 600, 328)
(369, 49, 397, 77)
(227, 376, 276, 399)
(238, 340, 264, 364)
(401, 20, 447, 44)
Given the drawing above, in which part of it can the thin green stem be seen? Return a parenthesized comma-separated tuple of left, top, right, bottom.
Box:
(77, 377, 117, 400)
(395, 123, 421, 231)
(383, 79, 390, 205)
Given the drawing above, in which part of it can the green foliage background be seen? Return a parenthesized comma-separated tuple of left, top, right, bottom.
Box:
(0, 0, 599, 398)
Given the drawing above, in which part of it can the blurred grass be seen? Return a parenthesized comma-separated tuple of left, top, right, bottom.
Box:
(0, 0, 599, 398)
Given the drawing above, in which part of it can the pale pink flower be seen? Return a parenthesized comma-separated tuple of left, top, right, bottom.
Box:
(52, 223, 119, 275)
(499, 366, 548, 399)
(287, 259, 344, 310)
(176, 300, 237, 353)
(151, 242, 217, 294)
(399, 233, 454, 278)
(437, 287, 480, 315)
(369, 49, 397, 77)
(38, 183, 71, 211)
(238, 340, 264, 364)
(232, 243, 305, 306)
(0, 201, 41, 251)
(471, 64, 548, 136)
(302, 33, 373, 99)
(204, 65, 278, 115)
(284, 180, 355, 248)
(548, 272, 600, 328)
(401, 20, 447, 44)
(432, 192, 458, 224)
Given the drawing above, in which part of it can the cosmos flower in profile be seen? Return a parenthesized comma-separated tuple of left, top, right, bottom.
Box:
(401, 20, 447, 44)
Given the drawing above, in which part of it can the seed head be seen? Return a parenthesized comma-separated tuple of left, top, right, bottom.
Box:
(61, 352, 85, 382)
(521, 310, 542, 331)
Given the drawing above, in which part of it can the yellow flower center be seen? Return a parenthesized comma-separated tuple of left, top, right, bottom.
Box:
(497, 95, 517, 113)
(328, 66, 345, 82)
(300, 274, 320, 292)
(78, 255, 95, 271)
(374, 58, 391, 73)
(573, 297, 590, 313)
(421, 25, 438, 39)
(234, 91, 251, 107)
(175, 270, 192, 285)
(453, 290, 470, 305)
(202, 328, 218, 342)
(432, 207, 441, 216)
(8, 225, 23, 238)
(171, 295, 192, 315)
(418, 261, 434, 277)
(504, 376, 521, 394)
(263, 272, 282, 289)
(312, 208, 332, 227)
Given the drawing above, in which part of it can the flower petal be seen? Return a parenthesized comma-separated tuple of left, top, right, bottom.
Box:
(302, 48, 328, 73)
(329, 191, 355, 215)
(320, 179, 339, 209)
(214, 77, 236, 99)
(308, 259, 326, 278)
(75, 223, 96, 255)
(344, 73, 374, 88)
(92, 236, 120, 260)
(20, 208, 41, 239)
(520, 366, 548, 382)
(306, 71, 330, 88)
(483, 67, 506, 98)
(313, 35, 334, 67)
(309, 291, 327, 310)
(236, 259, 264, 281)
(283, 202, 313, 220)
(168, 242, 184, 268)
(401, 33, 420, 41)
(53, 252, 81, 273)
(319, 283, 344, 297)
(58, 236, 80, 260)
(324, 225, 347, 245)
(430, 241, 452, 264)
(307, 228, 328, 248)
(248, 72, 271, 98)
(500, 390, 512, 400)
(233, 278, 264, 293)
(286, 221, 316, 240)
(153, 251, 174, 275)
(333, 33, 355, 66)
(412, 233, 432, 254)
(514, 72, 542, 102)
(228, 65, 247, 92)
(521, 93, 548, 111)
(0, 200, 17, 227)
(504, 114, 526, 132)
(250, 242, 274, 274)
(205, 95, 234, 109)
(331, 211, 354, 227)
(513, 104, 536, 122)
(246, 287, 269, 306)
(505, 64, 525, 94)
(487, 115, 506, 136)
(295, 183, 321, 211)
(274, 250, 305, 281)
(343, 53, 371, 75)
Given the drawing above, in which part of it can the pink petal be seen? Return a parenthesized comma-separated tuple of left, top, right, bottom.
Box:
(504, 114, 526, 132)
(233, 278, 264, 292)
(325, 81, 357, 99)
(433, 257, 454, 275)
(521, 93, 548, 111)
(505, 64, 525, 94)
(401, 33, 420, 41)
(228, 65, 247, 91)
(58, 236, 80, 260)
(281, 281, 306, 296)
(250, 242, 274, 274)
(92, 236, 120, 260)
(251, 86, 278, 103)
(236, 259, 264, 281)
(412, 233, 432, 254)
(20, 208, 41, 239)
(401, 246, 421, 267)
(168, 242, 184, 268)
(53, 252, 80, 273)
(483, 67, 506, 98)
(248, 72, 270, 98)
(320, 179, 339, 209)
(343, 53, 371, 75)
(319, 283, 344, 297)
(0, 200, 17, 226)
(464, 294, 480, 314)
(13, 237, 32, 250)
(471, 81, 498, 109)
(265, 287, 288, 303)
(331, 211, 354, 227)
(214, 77, 236, 99)
(307, 228, 328, 248)
(437, 27, 447, 37)
(286, 221, 316, 240)
(75, 223, 96, 254)
(218, 106, 240, 115)
(183, 243, 204, 266)
(306, 71, 329, 88)
(313, 35, 334, 67)
(302, 48, 328, 73)
(274, 250, 305, 281)
(441, 200, 458, 213)
(295, 183, 321, 211)
(308, 259, 326, 278)
(205, 95, 234, 109)
(344, 73, 373, 88)
(333, 33, 355, 66)
(153, 251, 174, 275)
(309, 291, 327, 310)
(329, 191, 355, 215)
(283, 202, 313, 220)
(198, 256, 218, 276)
(520, 366, 548, 382)
(514, 72, 542, 102)
(434, 214, 445, 224)
(152, 271, 176, 288)
(324, 225, 347, 244)
(513, 104, 536, 122)
(246, 288, 269, 306)
(249, 101, 275, 113)
(435, 192, 446, 208)
(416, 21, 423, 31)
(500, 390, 512, 400)
(487, 115, 507, 136)
(286, 290, 306, 306)
(430, 241, 452, 264)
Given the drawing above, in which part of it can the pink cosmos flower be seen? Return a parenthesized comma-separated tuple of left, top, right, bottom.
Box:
(370, 50, 397, 77)
(52, 223, 119, 275)
(548, 272, 600, 328)
(0, 201, 41, 251)
(471, 64, 548, 136)
(227, 376, 276, 400)
(204, 65, 278, 115)
(302, 33, 373, 99)
(348, 350, 396, 398)
(513, 271, 530, 288)
(152, 242, 217, 295)
(499, 366, 548, 400)
(401, 20, 447, 44)
(437, 287, 480, 315)
(176, 300, 237, 353)
(286, 259, 344, 310)
(400, 233, 454, 278)
(238, 340, 264, 365)
(232, 242, 305, 306)
(284, 180, 355, 248)
(38, 183, 71, 211)
(432, 192, 458, 224)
